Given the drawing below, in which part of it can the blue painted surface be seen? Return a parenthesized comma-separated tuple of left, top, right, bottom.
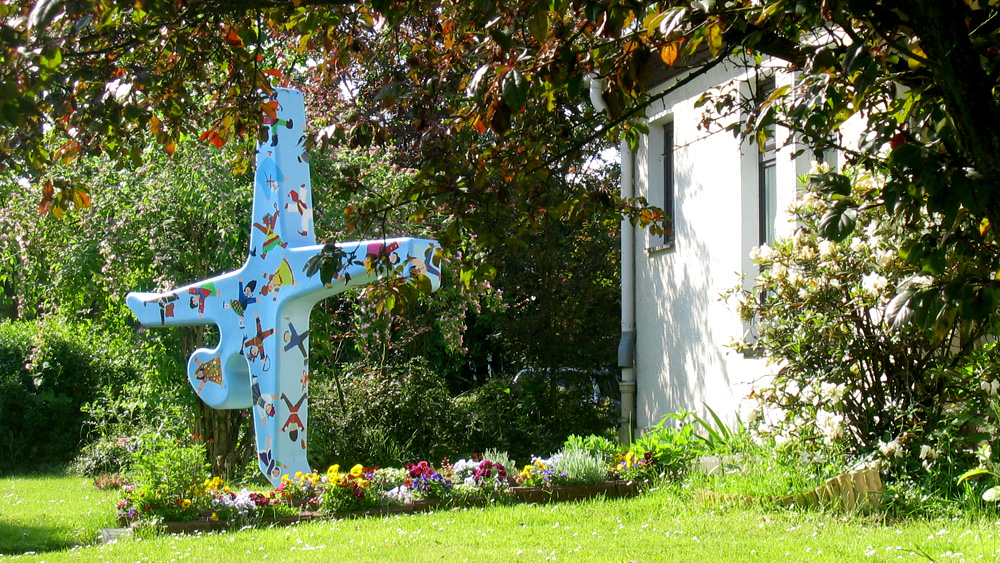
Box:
(126, 88, 441, 484)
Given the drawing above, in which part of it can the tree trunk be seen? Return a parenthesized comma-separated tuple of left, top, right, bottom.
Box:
(179, 326, 254, 479)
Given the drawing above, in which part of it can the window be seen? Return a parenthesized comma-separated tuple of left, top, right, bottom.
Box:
(739, 76, 778, 353)
(650, 120, 675, 249)
(756, 78, 777, 248)
(662, 121, 675, 246)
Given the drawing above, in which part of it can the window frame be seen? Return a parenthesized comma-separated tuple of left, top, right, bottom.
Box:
(648, 119, 676, 251)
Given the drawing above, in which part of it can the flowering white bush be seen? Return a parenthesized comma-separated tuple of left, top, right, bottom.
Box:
(726, 167, 1000, 494)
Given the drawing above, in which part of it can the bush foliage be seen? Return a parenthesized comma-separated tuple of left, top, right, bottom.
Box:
(0, 318, 142, 471)
(727, 167, 1000, 500)
(307, 359, 618, 469)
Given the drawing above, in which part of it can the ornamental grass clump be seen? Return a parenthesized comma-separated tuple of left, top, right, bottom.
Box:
(550, 448, 608, 486)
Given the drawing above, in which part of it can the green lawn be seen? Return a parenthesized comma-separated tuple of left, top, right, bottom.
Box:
(2, 475, 999, 562)
(0, 474, 118, 555)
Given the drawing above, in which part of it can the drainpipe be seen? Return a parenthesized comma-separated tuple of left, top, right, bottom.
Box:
(618, 140, 637, 445)
(586, 73, 608, 113)
(585, 73, 637, 444)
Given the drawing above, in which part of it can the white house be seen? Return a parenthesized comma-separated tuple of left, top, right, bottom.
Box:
(617, 58, 822, 440)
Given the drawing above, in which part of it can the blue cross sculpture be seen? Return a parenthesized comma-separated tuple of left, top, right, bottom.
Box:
(126, 88, 442, 485)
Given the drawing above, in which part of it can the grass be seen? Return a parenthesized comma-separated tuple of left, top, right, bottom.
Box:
(0, 473, 118, 555)
(3, 474, 1000, 562)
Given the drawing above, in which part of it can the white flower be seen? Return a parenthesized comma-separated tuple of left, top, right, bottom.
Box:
(797, 192, 822, 213)
(771, 263, 788, 281)
(386, 486, 414, 503)
(802, 385, 818, 405)
(919, 445, 938, 460)
(819, 382, 846, 403)
(875, 250, 894, 268)
(816, 410, 844, 443)
(751, 244, 774, 262)
(861, 273, 888, 295)
(792, 230, 808, 248)
(451, 458, 480, 480)
(878, 439, 904, 459)
(742, 402, 763, 427)
(850, 237, 864, 252)
(818, 240, 836, 258)
(808, 161, 831, 175)
(981, 380, 1000, 396)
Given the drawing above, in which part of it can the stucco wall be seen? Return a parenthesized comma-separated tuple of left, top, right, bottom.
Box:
(630, 59, 808, 431)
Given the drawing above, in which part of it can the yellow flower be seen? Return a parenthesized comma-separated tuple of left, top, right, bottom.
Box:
(181, 499, 192, 508)
(624, 451, 636, 467)
(281, 474, 291, 483)
(211, 512, 219, 521)
(358, 479, 370, 488)
(349, 464, 364, 477)
(203, 476, 224, 493)
(294, 471, 304, 480)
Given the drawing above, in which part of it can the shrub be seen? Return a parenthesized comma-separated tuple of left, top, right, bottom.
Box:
(626, 412, 712, 481)
(0, 318, 141, 471)
(726, 166, 1000, 498)
(456, 374, 617, 463)
(307, 359, 464, 468)
(118, 432, 209, 522)
(564, 434, 619, 463)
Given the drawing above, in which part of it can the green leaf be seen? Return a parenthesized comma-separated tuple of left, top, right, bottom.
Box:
(488, 27, 512, 51)
(567, 73, 584, 99)
(658, 7, 687, 38)
(528, 9, 549, 44)
(39, 46, 62, 69)
(502, 69, 529, 111)
(922, 249, 947, 276)
(459, 265, 475, 289)
(809, 172, 851, 197)
(885, 284, 918, 330)
(468, 64, 491, 96)
(818, 199, 857, 242)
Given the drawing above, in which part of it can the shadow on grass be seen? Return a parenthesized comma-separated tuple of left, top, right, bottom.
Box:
(0, 519, 89, 555)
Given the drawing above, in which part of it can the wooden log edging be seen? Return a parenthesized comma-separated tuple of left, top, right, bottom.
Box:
(697, 468, 882, 512)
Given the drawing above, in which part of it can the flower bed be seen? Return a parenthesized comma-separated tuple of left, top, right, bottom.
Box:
(115, 448, 655, 533)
